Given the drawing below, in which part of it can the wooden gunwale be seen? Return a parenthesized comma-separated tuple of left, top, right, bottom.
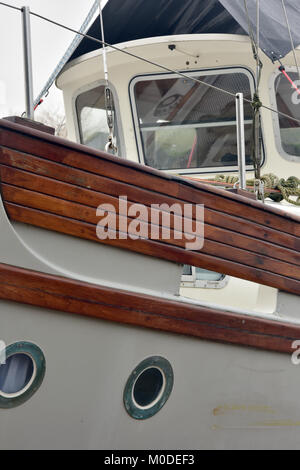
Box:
(0, 261, 298, 355)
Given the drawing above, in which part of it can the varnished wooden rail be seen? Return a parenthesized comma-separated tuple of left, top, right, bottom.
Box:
(0, 118, 299, 296)
(0, 262, 298, 355)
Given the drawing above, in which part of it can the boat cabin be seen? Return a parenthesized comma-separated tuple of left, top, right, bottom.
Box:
(57, 34, 300, 180)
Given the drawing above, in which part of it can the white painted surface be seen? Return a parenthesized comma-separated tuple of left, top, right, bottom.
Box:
(0, 300, 299, 450)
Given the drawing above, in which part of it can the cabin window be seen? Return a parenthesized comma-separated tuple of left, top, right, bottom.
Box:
(181, 265, 227, 289)
(76, 85, 121, 153)
(130, 69, 255, 173)
(274, 71, 300, 158)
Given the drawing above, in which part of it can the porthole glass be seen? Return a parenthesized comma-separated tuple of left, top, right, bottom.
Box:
(133, 367, 164, 408)
(0, 353, 34, 395)
(0, 342, 45, 409)
(124, 357, 173, 420)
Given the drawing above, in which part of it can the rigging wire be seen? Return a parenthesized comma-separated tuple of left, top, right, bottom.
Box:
(253, 0, 262, 181)
(33, 0, 99, 108)
(281, 0, 300, 83)
(98, 0, 117, 154)
(243, 0, 263, 180)
(1, 1, 300, 126)
(0, 1, 20, 11)
(256, 0, 260, 58)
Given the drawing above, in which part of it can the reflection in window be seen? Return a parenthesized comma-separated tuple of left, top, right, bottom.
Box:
(0, 354, 34, 395)
(182, 265, 226, 288)
(275, 72, 300, 157)
(132, 71, 254, 171)
(76, 85, 120, 153)
(195, 268, 224, 282)
(182, 264, 193, 276)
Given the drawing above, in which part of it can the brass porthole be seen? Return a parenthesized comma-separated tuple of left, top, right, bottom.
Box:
(0, 342, 46, 409)
(124, 356, 173, 420)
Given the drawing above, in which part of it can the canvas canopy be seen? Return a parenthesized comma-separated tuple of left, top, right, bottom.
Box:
(68, 0, 300, 63)
(219, 0, 300, 61)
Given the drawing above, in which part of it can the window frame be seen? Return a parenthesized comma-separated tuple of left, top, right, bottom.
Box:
(73, 80, 126, 157)
(129, 66, 262, 175)
(269, 66, 300, 163)
(181, 266, 229, 289)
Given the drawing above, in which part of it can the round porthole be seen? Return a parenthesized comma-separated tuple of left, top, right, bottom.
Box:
(124, 356, 173, 420)
(0, 342, 45, 409)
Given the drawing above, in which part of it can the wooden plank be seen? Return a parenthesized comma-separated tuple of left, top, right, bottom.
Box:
(0, 261, 298, 354)
(5, 202, 300, 296)
(3, 184, 300, 281)
(0, 120, 299, 296)
(0, 147, 299, 254)
(0, 124, 299, 237)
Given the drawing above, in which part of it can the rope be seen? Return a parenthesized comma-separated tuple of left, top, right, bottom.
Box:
(277, 176, 300, 205)
(214, 174, 300, 205)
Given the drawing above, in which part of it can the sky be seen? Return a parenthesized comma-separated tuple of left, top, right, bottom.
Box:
(0, 0, 107, 119)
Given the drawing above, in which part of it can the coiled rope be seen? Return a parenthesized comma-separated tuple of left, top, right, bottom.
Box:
(215, 174, 300, 205)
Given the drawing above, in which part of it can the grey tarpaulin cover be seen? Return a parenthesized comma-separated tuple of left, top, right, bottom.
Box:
(219, 0, 300, 61)
(68, 0, 300, 64)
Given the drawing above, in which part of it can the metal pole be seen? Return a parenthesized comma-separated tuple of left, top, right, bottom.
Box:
(21, 6, 34, 120)
(98, 0, 109, 85)
(235, 93, 247, 190)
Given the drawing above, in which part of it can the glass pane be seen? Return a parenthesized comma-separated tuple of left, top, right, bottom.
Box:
(275, 72, 300, 157)
(76, 86, 119, 152)
(195, 268, 224, 282)
(0, 354, 34, 395)
(133, 72, 253, 170)
(133, 368, 163, 407)
(139, 124, 253, 170)
(182, 265, 193, 276)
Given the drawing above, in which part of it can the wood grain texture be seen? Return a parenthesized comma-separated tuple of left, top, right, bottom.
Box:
(0, 149, 299, 253)
(0, 120, 299, 233)
(0, 261, 298, 355)
(0, 119, 299, 296)
(2, 185, 300, 281)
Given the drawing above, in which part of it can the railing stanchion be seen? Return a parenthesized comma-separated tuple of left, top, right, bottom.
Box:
(21, 6, 34, 120)
(235, 93, 247, 190)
